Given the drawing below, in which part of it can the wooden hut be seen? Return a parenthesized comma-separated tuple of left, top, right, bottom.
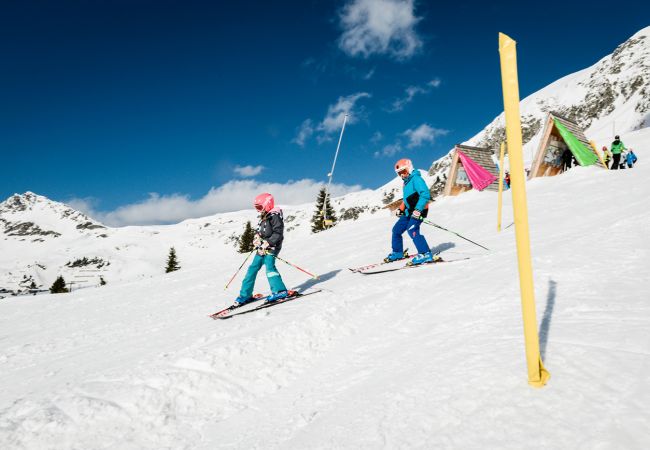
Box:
(442, 144, 499, 196)
(529, 112, 603, 179)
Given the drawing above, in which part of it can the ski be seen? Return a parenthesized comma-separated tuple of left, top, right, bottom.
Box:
(212, 289, 323, 320)
(348, 250, 412, 273)
(208, 293, 266, 319)
(357, 257, 470, 275)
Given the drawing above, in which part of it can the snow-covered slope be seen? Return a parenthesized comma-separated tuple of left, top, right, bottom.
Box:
(1, 128, 648, 448)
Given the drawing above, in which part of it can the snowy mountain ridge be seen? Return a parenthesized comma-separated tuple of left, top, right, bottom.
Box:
(0, 191, 105, 240)
(0, 173, 437, 295)
(466, 26, 650, 163)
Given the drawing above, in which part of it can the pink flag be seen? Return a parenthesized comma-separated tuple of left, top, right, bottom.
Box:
(457, 150, 497, 191)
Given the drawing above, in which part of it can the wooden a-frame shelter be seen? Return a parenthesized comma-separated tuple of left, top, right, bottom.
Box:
(442, 144, 499, 196)
(529, 112, 603, 179)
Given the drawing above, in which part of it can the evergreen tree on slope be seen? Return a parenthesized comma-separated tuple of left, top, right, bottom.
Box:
(238, 221, 256, 253)
(50, 276, 69, 294)
(165, 247, 181, 273)
(311, 187, 337, 233)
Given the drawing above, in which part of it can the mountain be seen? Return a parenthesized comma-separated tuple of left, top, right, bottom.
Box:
(0, 191, 105, 241)
(470, 26, 650, 160)
(428, 26, 650, 174)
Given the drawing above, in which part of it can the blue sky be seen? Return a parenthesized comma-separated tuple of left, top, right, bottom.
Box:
(2, 0, 648, 225)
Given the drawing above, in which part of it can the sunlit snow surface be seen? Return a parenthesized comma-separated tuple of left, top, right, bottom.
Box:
(1, 130, 648, 449)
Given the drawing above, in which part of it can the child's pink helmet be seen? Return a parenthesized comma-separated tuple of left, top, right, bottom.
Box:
(254, 193, 274, 213)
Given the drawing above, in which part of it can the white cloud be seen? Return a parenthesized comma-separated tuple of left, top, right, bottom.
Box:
(338, 0, 422, 60)
(78, 179, 363, 227)
(66, 197, 101, 219)
(318, 92, 371, 134)
(403, 123, 449, 148)
(363, 67, 376, 80)
(293, 92, 371, 146)
(233, 165, 265, 177)
(292, 119, 315, 147)
(390, 85, 426, 112)
(389, 78, 441, 112)
(370, 131, 384, 143)
(374, 142, 402, 158)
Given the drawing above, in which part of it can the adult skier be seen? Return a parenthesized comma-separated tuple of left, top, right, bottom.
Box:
(234, 193, 289, 305)
(385, 158, 435, 265)
(610, 135, 626, 170)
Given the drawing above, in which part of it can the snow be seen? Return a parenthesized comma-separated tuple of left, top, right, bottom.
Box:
(1, 128, 649, 448)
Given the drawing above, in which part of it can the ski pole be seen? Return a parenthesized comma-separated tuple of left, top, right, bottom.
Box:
(224, 249, 255, 290)
(267, 252, 319, 279)
(420, 218, 490, 251)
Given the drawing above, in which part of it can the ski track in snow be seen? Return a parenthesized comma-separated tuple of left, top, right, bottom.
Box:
(1, 131, 650, 448)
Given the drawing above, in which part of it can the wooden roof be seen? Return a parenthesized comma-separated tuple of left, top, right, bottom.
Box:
(549, 112, 592, 149)
(443, 144, 499, 195)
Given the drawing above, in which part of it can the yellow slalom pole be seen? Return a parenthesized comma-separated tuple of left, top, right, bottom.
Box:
(498, 32, 550, 387)
(497, 142, 505, 232)
(589, 140, 608, 170)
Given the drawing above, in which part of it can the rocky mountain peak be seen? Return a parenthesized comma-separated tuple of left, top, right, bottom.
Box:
(1, 192, 106, 241)
(460, 26, 650, 163)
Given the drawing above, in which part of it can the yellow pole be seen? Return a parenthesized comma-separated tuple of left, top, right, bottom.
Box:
(589, 140, 608, 169)
(497, 142, 505, 232)
(498, 32, 550, 387)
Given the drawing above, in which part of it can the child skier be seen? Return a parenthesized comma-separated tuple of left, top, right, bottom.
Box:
(385, 158, 435, 265)
(234, 193, 289, 305)
(626, 149, 638, 168)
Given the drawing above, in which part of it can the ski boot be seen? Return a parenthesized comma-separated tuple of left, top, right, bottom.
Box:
(266, 290, 289, 303)
(409, 251, 441, 266)
(383, 250, 409, 263)
(233, 293, 262, 307)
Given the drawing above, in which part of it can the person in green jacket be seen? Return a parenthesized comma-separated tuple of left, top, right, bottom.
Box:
(610, 135, 626, 170)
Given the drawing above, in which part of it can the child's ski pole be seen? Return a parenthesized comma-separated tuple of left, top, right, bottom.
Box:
(420, 219, 490, 251)
(267, 252, 319, 279)
(224, 250, 255, 290)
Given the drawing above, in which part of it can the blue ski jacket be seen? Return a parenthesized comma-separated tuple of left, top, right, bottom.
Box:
(400, 171, 431, 217)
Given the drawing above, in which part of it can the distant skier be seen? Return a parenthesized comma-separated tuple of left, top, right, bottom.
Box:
(610, 135, 626, 170)
(504, 171, 511, 189)
(602, 146, 612, 169)
(385, 158, 434, 265)
(233, 193, 289, 305)
(626, 150, 638, 168)
(561, 147, 573, 172)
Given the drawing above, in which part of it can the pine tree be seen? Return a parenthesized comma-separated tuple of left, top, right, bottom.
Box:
(50, 276, 69, 294)
(311, 187, 337, 233)
(238, 221, 256, 253)
(165, 247, 181, 273)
